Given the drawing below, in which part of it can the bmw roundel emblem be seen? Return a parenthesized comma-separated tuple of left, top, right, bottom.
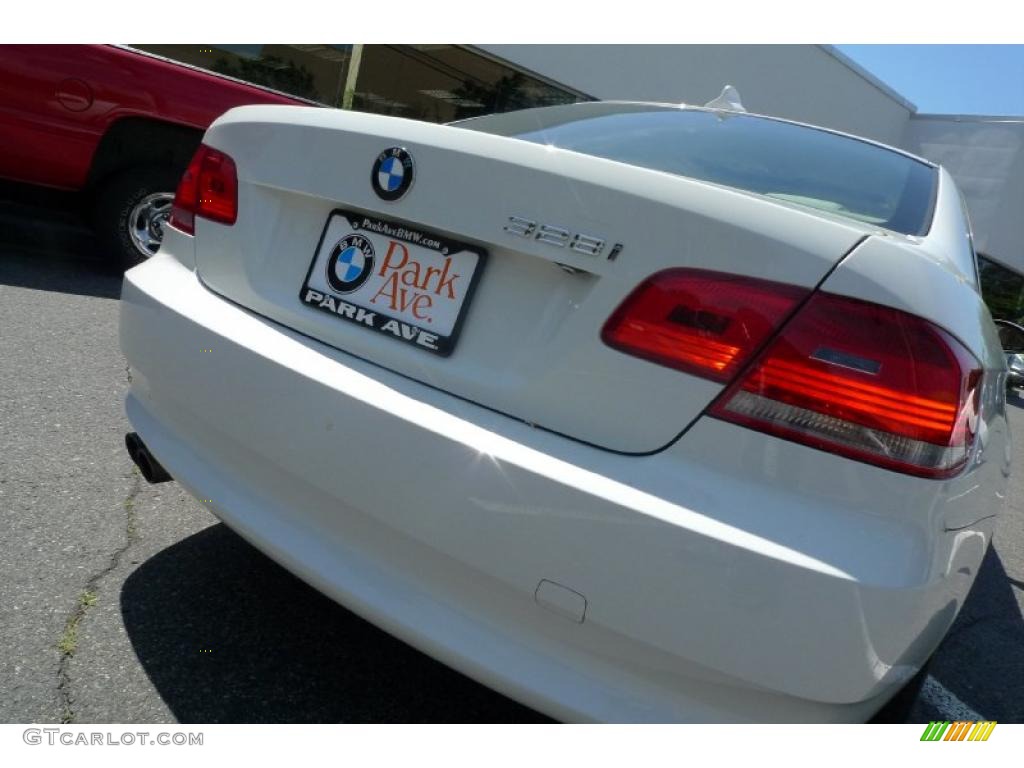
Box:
(371, 147, 415, 201)
(326, 234, 375, 294)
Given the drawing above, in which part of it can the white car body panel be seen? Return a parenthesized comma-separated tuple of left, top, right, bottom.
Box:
(194, 106, 872, 453)
(120, 104, 1009, 722)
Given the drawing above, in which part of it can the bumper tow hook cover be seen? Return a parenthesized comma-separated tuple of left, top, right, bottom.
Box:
(535, 579, 587, 624)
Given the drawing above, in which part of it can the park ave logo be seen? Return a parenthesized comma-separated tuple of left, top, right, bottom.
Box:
(301, 210, 484, 356)
(313, 236, 462, 348)
(368, 240, 461, 316)
(302, 285, 442, 352)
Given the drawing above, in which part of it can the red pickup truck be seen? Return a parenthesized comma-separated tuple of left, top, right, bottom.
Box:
(0, 45, 306, 268)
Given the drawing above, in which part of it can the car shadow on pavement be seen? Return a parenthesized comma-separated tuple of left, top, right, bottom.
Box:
(120, 523, 551, 723)
(0, 183, 119, 299)
(916, 543, 1024, 723)
(0, 246, 120, 300)
(124, 523, 1023, 724)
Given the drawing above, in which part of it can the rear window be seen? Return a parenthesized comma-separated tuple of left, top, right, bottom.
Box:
(458, 103, 938, 236)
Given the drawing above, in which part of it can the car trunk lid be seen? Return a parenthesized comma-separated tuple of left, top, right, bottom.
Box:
(192, 106, 872, 453)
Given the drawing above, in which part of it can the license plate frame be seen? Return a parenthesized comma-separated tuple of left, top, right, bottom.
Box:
(299, 208, 486, 357)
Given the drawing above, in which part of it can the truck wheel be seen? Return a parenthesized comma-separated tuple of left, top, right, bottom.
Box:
(94, 166, 181, 271)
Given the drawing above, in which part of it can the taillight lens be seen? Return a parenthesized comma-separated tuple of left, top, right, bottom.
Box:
(604, 270, 983, 479)
(601, 269, 808, 382)
(168, 144, 237, 235)
(709, 293, 982, 478)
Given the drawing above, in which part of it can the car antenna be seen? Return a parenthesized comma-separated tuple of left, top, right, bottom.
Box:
(703, 85, 746, 113)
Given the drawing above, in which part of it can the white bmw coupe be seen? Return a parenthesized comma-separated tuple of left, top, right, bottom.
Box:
(119, 98, 1009, 722)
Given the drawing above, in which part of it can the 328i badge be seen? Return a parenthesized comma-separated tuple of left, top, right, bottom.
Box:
(299, 210, 486, 356)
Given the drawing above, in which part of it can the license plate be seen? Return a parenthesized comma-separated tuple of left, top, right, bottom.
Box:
(300, 209, 485, 356)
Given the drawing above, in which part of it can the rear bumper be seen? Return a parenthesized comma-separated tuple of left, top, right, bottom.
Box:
(120, 252, 998, 722)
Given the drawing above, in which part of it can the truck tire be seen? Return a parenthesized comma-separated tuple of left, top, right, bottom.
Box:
(93, 165, 181, 271)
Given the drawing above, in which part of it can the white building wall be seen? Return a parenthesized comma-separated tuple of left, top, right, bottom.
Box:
(478, 44, 913, 145)
(903, 116, 1024, 271)
(480, 44, 1024, 276)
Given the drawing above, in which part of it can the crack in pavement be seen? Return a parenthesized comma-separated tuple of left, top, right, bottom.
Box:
(55, 470, 141, 723)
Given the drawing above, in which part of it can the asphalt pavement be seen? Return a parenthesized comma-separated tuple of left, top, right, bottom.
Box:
(0, 197, 1021, 723)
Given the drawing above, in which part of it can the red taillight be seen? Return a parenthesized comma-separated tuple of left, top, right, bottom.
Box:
(709, 292, 982, 478)
(168, 144, 237, 235)
(601, 269, 809, 382)
(604, 271, 983, 479)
